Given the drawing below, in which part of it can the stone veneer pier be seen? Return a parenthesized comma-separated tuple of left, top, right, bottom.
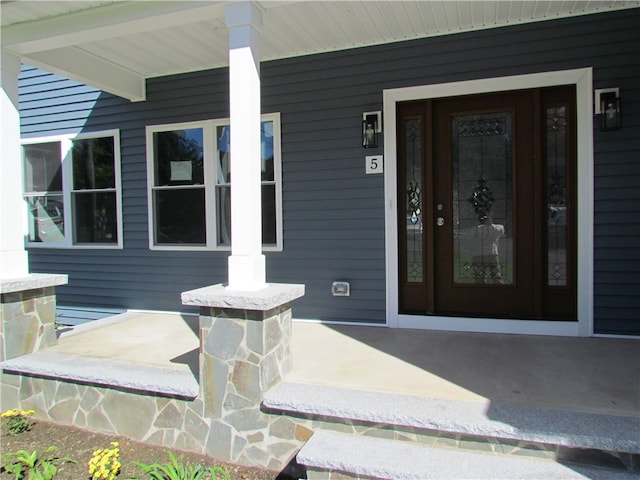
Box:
(180, 283, 306, 467)
(1, 273, 68, 362)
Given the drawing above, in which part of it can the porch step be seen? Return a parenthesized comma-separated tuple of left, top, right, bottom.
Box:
(263, 382, 639, 478)
(299, 430, 639, 480)
(0, 351, 199, 399)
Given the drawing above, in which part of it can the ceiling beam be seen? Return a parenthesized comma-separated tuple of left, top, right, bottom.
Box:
(2, 1, 228, 55)
(25, 47, 146, 102)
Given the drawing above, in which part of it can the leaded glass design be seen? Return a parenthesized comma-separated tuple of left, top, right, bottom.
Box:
(405, 118, 423, 283)
(546, 106, 568, 286)
(452, 112, 513, 285)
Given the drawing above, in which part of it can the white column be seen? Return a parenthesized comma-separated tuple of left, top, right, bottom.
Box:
(0, 51, 29, 279)
(225, 2, 266, 291)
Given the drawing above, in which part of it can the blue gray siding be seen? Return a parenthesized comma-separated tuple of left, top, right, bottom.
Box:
(21, 9, 639, 334)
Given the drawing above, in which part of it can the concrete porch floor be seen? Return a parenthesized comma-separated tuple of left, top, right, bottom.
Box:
(48, 312, 639, 417)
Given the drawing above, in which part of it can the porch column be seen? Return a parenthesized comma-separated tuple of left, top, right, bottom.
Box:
(225, 2, 266, 291)
(0, 51, 29, 279)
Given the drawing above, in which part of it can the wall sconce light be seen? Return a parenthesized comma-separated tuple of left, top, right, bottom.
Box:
(362, 111, 382, 148)
(595, 88, 621, 131)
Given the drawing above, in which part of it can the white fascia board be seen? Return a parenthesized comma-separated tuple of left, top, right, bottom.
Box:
(2, 2, 227, 55)
(24, 47, 146, 102)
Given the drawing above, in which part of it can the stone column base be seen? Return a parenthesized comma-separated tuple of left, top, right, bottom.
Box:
(182, 283, 304, 468)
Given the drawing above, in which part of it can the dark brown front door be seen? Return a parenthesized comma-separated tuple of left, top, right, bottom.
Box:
(397, 87, 576, 320)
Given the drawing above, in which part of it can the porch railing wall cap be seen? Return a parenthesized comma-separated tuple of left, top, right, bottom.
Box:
(181, 282, 304, 311)
(0, 273, 68, 294)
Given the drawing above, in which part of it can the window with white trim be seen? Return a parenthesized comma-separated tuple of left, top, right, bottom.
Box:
(146, 113, 282, 251)
(22, 131, 122, 248)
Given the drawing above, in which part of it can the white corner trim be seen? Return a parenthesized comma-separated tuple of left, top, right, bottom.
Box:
(383, 68, 594, 336)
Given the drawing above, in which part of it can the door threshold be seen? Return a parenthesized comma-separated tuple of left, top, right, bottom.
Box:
(397, 314, 581, 336)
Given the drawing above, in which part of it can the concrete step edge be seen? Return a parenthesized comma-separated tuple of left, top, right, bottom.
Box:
(298, 430, 638, 480)
(264, 382, 640, 454)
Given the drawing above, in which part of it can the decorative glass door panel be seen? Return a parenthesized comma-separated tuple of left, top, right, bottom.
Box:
(433, 91, 535, 317)
(546, 106, 568, 286)
(405, 118, 424, 284)
(540, 87, 577, 319)
(452, 112, 513, 285)
(397, 103, 429, 314)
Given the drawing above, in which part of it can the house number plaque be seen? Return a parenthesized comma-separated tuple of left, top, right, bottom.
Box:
(366, 155, 384, 174)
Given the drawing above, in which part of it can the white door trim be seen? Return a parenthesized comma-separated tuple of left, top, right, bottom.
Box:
(383, 68, 594, 336)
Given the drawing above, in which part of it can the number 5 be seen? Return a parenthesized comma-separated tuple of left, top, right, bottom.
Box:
(366, 155, 383, 174)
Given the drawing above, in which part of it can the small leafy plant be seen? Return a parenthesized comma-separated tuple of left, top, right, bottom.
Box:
(1, 408, 35, 436)
(134, 450, 231, 480)
(0, 446, 75, 480)
(89, 441, 122, 480)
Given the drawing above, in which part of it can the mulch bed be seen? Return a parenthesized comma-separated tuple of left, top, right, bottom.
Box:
(1, 419, 302, 479)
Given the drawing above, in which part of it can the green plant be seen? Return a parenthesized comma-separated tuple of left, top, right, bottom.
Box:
(0, 446, 75, 480)
(89, 441, 122, 480)
(134, 450, 231, 480)
(1, 408, 35, 436)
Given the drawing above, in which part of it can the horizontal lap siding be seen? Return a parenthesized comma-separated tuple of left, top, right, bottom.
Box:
(263, 50, 387, 323)
(20, 68, 102, 137)
(21, 9, 640, 332)
(22, 68, 231, 314)
(590, 11, 640, 334)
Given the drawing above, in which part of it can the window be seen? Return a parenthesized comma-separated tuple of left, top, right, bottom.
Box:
(22, 131, 122, 248)
(146, 113, 282, 251)
(150, 125, 206, 245)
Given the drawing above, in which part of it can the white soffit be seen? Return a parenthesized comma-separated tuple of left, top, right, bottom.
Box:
(2, 1, 639, 101)
(260, 1, 640, 60)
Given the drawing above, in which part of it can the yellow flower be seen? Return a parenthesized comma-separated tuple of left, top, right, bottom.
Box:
(89, 441, 121, 480)
(1, 408, 35, 418)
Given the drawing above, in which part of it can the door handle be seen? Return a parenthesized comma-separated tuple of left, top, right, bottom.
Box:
(436, 217, 445, 227)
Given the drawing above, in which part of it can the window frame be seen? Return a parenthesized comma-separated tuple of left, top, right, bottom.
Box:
(22, 130, 123, 249)
(145, 113, 282, 252)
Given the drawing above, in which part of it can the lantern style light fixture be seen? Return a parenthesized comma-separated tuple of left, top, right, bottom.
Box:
(595, 88, 621, 131)
(362, 111, 382, 148)
(600, 91, 621, 131)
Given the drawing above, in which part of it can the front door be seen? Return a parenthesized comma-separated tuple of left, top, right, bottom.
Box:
(397, 87, 576, 320)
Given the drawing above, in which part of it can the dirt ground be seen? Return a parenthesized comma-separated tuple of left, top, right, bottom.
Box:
(1, 419, 301, 479)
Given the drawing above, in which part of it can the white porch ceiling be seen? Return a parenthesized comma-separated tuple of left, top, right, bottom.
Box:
(2, 1, 639, 101)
